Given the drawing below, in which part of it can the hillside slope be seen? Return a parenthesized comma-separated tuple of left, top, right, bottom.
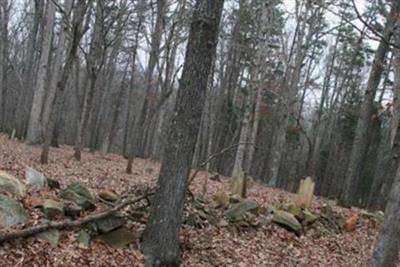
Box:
(0, 135, 381, 266)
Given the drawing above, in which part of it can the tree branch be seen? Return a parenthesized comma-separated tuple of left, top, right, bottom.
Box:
(187, 142, 254, 186)
(350, 0, 399, 49)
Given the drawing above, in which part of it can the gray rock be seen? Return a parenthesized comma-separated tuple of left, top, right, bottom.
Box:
(64, 202, 82, 217)
(272, 209, 302, 236)
(93, 215, 126, 234)
(229, 194, 242, 204)
(0, 171, 26, 197)
(224, 199, 260, 222)
(99, 228, 136, 248)
(42, 199, 64, 219)
(26, 167, 47, 189)
(76, 230, 91, 248)
(37, 229, 60, 247)
(303, 208, 319, 225)
(0, 194, 29, 227)
(98, 190, 119, 202)
(61, 182, 95, 211)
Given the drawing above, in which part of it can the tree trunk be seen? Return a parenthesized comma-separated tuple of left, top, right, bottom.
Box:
(26, 0, 56, 144)
(150, 4, 185, 160)
(0, 0, 7, 131)
(244, 2, 274, 174)
(13, 0, 43, 138)
(141, 1, 224, 266)
(340, 4, 398, 206)
(0, 0, 9, 131)
(40, 0, 91, 164)
(41, 0, 74, 134)
(231, 82, 253, 195)
(125, 0, 146, 173)
(137, 0, 167, 157)
(74, 1, 104, 160)
(102, 60, 130, 152)
(369, 159, 400, 267)
(267, 0, 311, 187)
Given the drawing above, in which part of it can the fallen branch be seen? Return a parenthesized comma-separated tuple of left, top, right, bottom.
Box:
(0, 192, 153, 244)
(188, 142, 254, 186)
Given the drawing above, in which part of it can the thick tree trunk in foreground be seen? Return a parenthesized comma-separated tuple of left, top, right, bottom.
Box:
(141, 1, 224, 266)
(340, 3, 398, 206)
(369, 161, 400, 266)
(369, 181, 400, 266)
(368, 35, 400, 209)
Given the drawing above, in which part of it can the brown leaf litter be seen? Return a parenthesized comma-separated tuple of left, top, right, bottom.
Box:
(0, 134, 386, 266)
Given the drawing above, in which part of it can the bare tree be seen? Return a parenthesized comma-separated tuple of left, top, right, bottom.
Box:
(40, 0, 93, 164)
(369, 44, 400, 263)
(340, 1, 399, 206)
(0, 0, 8, 131)
(26, 0, 56, 144)
(17, 0, 44, 137)
(73, 0, 106, 160)
(141, 1, 224, 266)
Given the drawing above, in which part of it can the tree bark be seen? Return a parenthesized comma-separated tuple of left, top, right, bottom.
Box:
(150, 1, 186, 159)
(125, 0, 146, 173)
(369, 159, 400, 267)
(137, 0, 167, 157)
(231, 82, 253, 195)
(141, 1, 224, 266)
(14, 0, 44, 138)
(41, 0, 74, 135)
(40, 0, 92, 164)
(340, 3, 398, 206)
(0, 0, 7, 131)
(74, 1, 104, 160)
(26, 0, 56, 144)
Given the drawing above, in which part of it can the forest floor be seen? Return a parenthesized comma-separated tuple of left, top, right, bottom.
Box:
(0, 134, 381, 267)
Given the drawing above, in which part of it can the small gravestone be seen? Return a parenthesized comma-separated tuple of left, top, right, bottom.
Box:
(295, 176, 315, 208)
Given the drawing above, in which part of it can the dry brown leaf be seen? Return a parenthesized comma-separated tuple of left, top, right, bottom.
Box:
(344, 213, 359, 232)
